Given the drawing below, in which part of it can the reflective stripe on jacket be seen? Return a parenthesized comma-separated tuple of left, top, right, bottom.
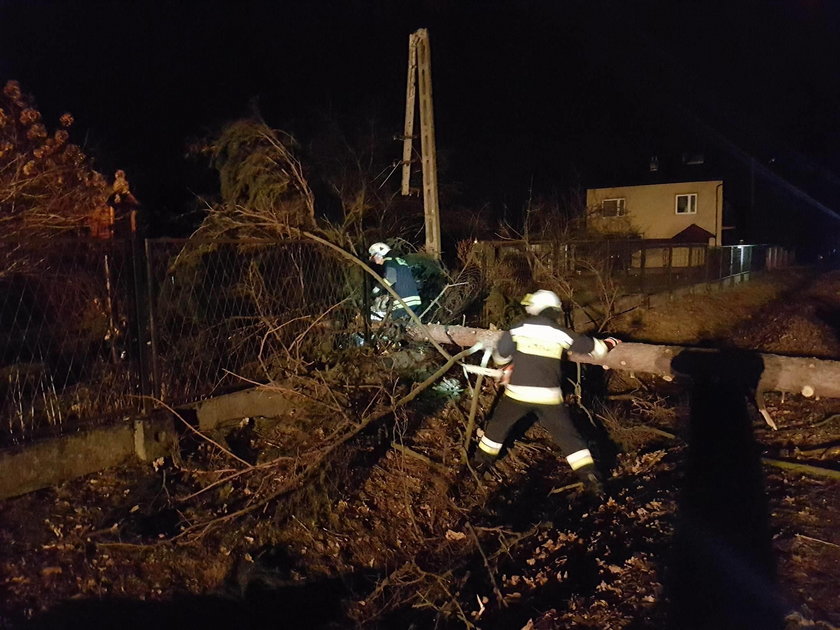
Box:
(495, 314, 609, 404)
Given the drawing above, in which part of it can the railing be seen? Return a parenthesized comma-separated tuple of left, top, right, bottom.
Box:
(473, 239, 794, 297)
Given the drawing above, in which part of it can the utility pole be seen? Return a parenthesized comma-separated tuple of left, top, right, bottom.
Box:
(401, 28, 441, 260)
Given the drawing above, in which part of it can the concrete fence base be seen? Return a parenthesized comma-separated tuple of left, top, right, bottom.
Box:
(0, 414, 177, 500)
(0, 387, 296, 500)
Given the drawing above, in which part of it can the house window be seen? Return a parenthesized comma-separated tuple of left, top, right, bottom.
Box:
(675, 193, 697, 214)
(601, 198, 626, 217)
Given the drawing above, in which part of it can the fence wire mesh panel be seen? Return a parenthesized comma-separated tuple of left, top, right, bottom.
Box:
(145, 239, 361, 406)
(473, 240, 792, 325)
(0, 234, 793, 447)
(0, 239, 143, 446)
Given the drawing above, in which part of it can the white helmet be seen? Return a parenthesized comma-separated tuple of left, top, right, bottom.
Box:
(521, 290, 561, 315)
(368, 242, 391, 258)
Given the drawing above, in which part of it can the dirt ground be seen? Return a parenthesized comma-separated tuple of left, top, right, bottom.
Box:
(1, 267, 839, 629)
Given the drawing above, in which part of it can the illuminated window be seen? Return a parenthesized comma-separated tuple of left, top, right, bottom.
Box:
(675, 193, 697, 214)
(601, 198, 626, 217)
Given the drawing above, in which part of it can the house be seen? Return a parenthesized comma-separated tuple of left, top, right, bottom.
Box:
(586, 180, 724, 269)
(586, 180, 724, 246)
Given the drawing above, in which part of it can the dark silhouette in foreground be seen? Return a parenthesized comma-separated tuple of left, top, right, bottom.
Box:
(26, 581, 348, 630)
(666, 349, 788, 630)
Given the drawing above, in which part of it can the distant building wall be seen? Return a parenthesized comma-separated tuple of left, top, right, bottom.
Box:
(587, 180, 723, 244)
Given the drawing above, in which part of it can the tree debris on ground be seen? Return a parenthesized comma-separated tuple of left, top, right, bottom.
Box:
(1, 268, 839, 629)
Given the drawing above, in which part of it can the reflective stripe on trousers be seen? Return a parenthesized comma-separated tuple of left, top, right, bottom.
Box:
(504, 385, 563, 404)
(478, 435, 503, 456)
(566, 448, 594, 470)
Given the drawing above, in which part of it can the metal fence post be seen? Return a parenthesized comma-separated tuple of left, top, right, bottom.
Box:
(704, 245, 711, 289)
(363, 270, 371, 344)
(129, 232, 150, 414)
(143, 239, 162, 403)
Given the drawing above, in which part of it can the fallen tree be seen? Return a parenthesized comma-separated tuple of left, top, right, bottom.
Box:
(409, 323, 840, 401)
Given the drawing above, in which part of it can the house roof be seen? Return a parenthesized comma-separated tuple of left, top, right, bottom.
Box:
(586, 178, 723, 192)
(671, 223, 715, 243)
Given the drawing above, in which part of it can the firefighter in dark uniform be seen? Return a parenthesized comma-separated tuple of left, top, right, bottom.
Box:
(473, 289, 620, 495)
(368, 242, 422, 320)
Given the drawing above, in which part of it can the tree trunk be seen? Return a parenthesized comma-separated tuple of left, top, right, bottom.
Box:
(409, 324, 840, 400)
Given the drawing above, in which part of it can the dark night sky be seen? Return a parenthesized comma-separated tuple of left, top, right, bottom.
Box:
(2, 0, 840, 249)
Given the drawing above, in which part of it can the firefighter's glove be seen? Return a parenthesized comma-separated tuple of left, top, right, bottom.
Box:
(372, 285, 382, 296)
(601, 337, 621, 369)
(603, 337, 621, 351)
(500, 365, 513, 386)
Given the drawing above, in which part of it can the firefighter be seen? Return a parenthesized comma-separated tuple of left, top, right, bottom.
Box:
(368, 242, 422, 320)
(473, 289, 620, 496)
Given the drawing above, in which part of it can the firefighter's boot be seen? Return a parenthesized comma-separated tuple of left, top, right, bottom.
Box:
(472, 449, 498, 478)
(575, 464, 605, 499)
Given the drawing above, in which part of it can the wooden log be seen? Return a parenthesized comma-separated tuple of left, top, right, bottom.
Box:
(409, 323, 840, 400)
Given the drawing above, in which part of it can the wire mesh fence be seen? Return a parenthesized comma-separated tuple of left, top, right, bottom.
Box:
(0, 235, 793, 447)
(0, 238, 144, 446)
(0, 237, 362, 447)
(474, 239, 793, 297)
(144, 239, 361, 407)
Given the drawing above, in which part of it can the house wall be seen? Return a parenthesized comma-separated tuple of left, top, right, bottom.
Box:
(586, 180, 723, 244)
